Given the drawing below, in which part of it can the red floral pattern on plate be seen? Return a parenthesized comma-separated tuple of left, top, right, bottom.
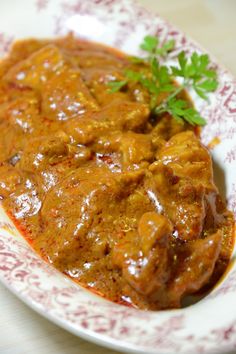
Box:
(0, 33, 14, 56)
(1, 226, 236, 354)
(35, 0, 49, 12)
(0, 1, 235, 353)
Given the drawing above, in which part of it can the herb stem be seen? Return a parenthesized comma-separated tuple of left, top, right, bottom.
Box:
(153, 84, 184, 115)
(166, 84, 184, 102)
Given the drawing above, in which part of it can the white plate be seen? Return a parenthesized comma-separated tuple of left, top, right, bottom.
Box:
(0, 1, 235, 353)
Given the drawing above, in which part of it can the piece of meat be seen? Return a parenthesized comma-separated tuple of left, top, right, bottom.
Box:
(17, 131, 92, 193)
(38, 166, 149, 265)
(114, 132, 154, 167)
(0, 89, 40, 132)
(151, 113, 189, 140)
(18, 131, 70, 173)
(113, 213, 173, 296)
(6, 181, 42, 220)
(41, 68, 99, 121)
(157, 131, 215, 189)
(4, 45, 67, 89)
(150, 131, 218, 241)
(0, 164, 23, 198)
(64, 100, 150, 145)
(167, 231, 222, 307)
(93, 131, 154, 169)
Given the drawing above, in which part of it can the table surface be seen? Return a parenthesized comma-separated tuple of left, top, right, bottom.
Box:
(1, 1, 236, 354)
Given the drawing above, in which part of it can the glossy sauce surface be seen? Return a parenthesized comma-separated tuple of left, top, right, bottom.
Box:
(0, 35, 234, 310)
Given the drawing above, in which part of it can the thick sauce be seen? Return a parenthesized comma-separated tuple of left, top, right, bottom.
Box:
(0, 35, 234, 310)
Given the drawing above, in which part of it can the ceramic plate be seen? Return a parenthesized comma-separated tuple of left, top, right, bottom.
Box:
(0, 1, 236, 353)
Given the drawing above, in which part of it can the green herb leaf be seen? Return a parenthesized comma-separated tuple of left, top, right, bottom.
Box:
(125, 70, 142, 81)
(150, 59, 174, 92)
(159, 66, 171, 85)
(193, 78, 218, 100)
(129, 56, 145, 64)
(156, 39, 175, 57)
(140, 35, 159, 53)
(167, 98, 206, 126)
(107, 80, 127, 93)
(160, 84, 176, 92)
(140, 77, 159, 95)
(171, 51, 218, 101)
(178, 51, 188, 76)
(196, 79, 218, 92)
(150, 57, 160, 79)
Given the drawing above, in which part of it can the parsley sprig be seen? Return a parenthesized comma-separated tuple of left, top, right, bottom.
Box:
(107, 35, 218, 126)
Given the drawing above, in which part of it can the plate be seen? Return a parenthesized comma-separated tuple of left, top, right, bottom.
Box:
(0, 1, 236, 353)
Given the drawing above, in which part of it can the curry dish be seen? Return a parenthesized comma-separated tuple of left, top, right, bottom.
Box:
(0, 35, 234, 310)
